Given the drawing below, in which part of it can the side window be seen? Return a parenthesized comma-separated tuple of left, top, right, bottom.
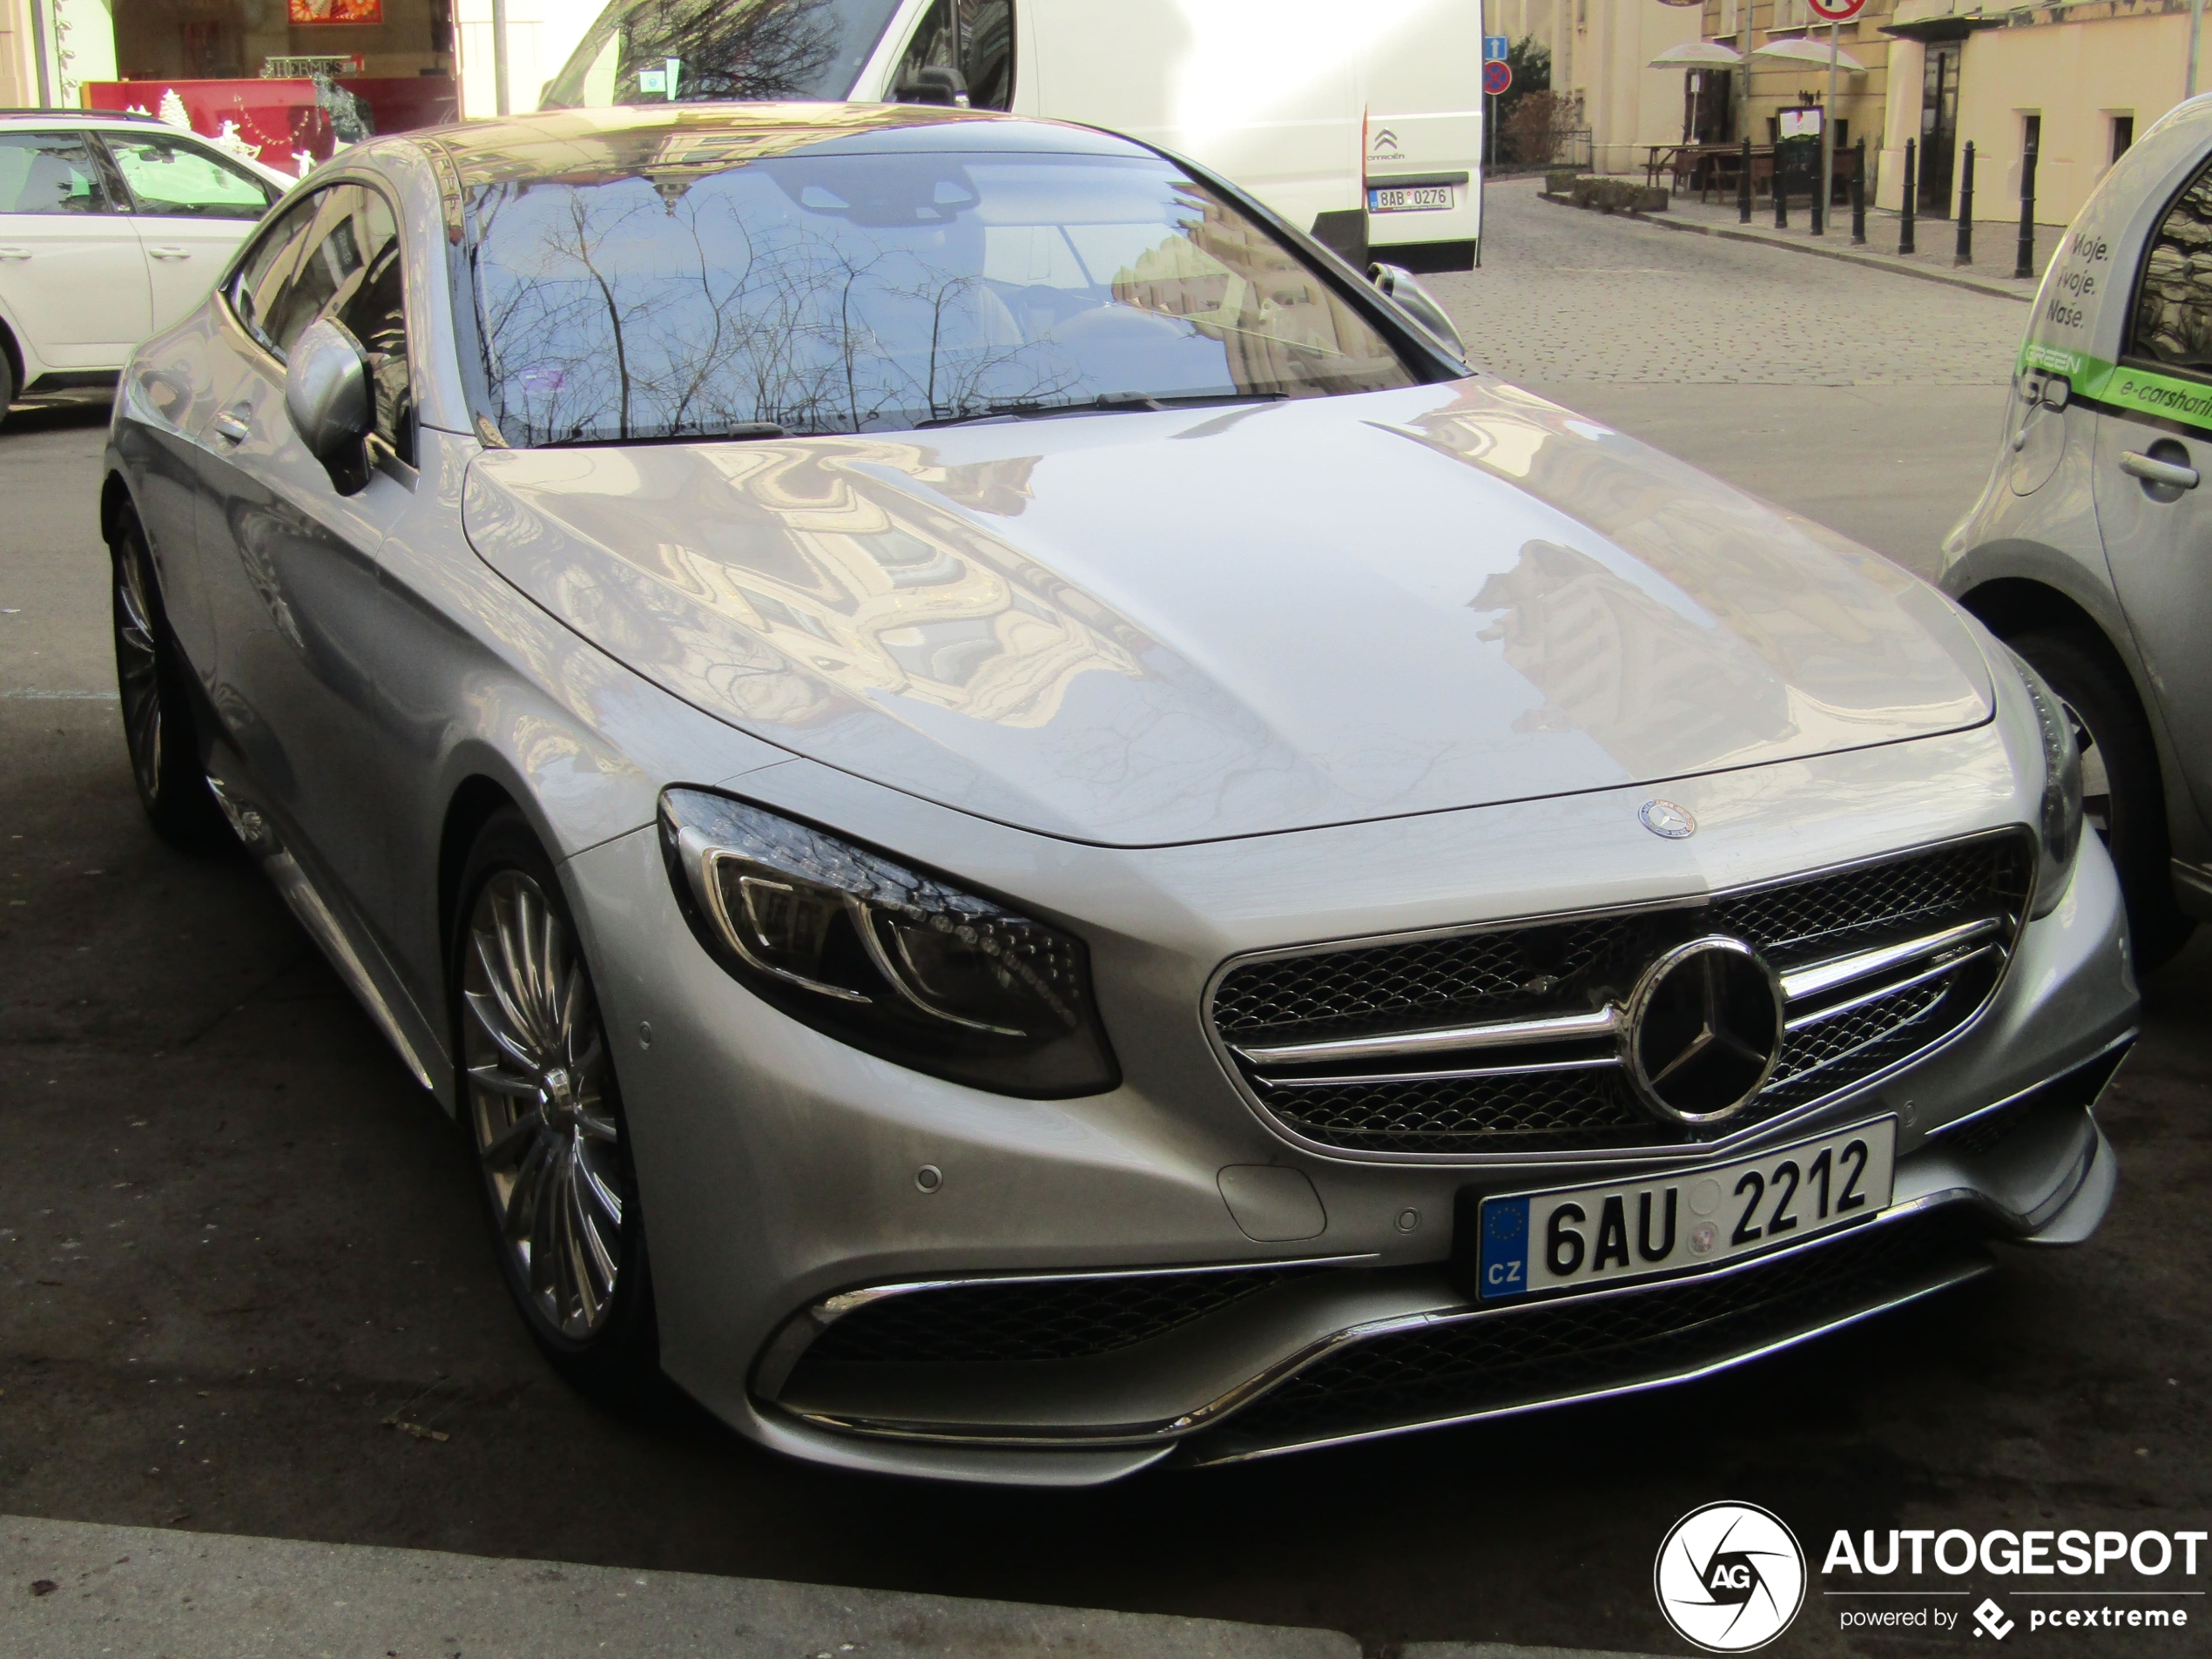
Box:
(893, 0, 1013, 111)
(964, 0, 1013, 111)
(0, 132, 113, 214)
(230, 195, 320, 354)
(103, 135, 279, 220)
(266, 185, 415, 466)
(2130, 158, 2212, 376)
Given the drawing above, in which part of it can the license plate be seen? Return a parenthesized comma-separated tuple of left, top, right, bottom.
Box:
(1473, 1118, 1898, 1301)
(1368, 184, 1453, 212)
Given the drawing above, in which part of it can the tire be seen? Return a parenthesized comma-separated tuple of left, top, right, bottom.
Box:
(0, 341, 15, 428)
(2008, 628, 2195, 973)
(453, 809, 660, 1402)
(110, 511, 227, 849)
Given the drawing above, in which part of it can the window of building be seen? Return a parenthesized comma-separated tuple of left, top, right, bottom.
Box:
(2128, 156, 2212, 379)
(2111, 114, 2135, 165)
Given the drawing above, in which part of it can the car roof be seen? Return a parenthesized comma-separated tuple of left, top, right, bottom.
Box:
(0, 109, 175, 126)
(396, 102, 1154, 192)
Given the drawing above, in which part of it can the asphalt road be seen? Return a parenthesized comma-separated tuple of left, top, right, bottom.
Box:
(3, 191, 2207, 1659)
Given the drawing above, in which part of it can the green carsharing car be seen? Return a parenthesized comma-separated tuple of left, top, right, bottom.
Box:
(1943, 91, 2212, 971)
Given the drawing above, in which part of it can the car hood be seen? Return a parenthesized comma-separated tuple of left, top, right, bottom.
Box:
(461, 380, 1993, 847)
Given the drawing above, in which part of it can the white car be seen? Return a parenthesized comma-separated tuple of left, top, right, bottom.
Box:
(0, 110, 291, 421)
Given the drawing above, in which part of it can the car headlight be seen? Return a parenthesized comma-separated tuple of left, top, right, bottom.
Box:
(658, 788, 1119, 1097)
(2009, 651, 2084, 918)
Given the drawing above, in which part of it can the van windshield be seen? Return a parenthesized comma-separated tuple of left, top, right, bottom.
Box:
(541, 0, 902, 108)
(463, 151, 1421, 447)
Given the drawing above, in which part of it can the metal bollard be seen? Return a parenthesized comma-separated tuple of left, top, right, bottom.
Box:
(1776, 148, 1789, 229)
(1954, 141, 1975, 266)
(1900, 138, 1917, 255)
(2014, 134, 2039, 279)
(1851, 138, 1867, 244)
(1811, 149, 1825, 235)
(1739, 135, 1753, 224)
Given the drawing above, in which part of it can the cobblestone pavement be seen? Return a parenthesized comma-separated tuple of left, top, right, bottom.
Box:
(1427, 177, 2025, 386)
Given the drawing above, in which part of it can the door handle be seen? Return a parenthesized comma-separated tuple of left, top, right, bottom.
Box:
(0, 247, 28, 260)
(212, 410, 251, 444)
(2121, 450, 2200, 490)
(146, 246, 192, 261)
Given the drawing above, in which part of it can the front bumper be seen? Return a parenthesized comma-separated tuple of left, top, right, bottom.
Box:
(563, 732, 2138, 1487)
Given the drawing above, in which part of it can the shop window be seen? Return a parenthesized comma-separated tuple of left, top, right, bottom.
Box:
(0, 133, 112, 216)
(2128, 157, 2212, 378)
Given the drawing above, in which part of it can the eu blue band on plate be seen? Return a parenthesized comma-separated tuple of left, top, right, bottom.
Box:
(1479, 1196, 1530, 1298)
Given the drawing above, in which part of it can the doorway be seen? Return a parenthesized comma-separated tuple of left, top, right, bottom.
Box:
(1919, 41, 1961, 217)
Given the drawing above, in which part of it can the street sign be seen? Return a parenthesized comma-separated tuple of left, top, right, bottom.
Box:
(1804, 0, 1864, 18)
(1482, 58, 1513, 97)
(1483, 34, 1510, 61)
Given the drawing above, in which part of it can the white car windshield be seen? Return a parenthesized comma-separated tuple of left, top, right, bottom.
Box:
(541, 0, 904, 107)
(463, 150, 1420, 446)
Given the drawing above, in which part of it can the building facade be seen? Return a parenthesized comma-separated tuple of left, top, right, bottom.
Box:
(1492, 0, 2195, 226)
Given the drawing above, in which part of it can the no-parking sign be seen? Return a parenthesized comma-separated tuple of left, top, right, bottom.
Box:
(1482, 58, 1513, 97)
(1805, 0, 1865, 18)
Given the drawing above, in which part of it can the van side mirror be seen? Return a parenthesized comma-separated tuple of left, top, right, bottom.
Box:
(1367, 261, 1467, 362)
(896, 65, 970, 107)
(285, 317, 374, 494)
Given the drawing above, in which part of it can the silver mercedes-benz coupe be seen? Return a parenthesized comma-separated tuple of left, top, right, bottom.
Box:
(105, 102, 2137, 1485)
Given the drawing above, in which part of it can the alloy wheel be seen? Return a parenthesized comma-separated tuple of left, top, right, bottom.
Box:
(462, 869, 625, 1341)
(113, 547, 164, 803)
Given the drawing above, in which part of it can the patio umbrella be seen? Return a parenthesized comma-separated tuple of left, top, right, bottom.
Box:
(1750, 36, 1866, 71)
(1648, 41, 1743, 144)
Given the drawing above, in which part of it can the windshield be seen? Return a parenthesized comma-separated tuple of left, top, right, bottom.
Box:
(463, 151, 1421, 447)
(541, 0, 901, 107)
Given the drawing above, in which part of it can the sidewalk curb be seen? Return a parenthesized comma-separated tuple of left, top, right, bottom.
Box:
(1, 1514, 1685, 1659)
(1535, 192, 2034, 303)
(3, 1514, 1359, 1659)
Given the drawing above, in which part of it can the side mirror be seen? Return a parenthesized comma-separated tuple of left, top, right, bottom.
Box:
(285, 316, 373, 493)
(1367, 261, 1467, 362)
(895, 65, 970, 107)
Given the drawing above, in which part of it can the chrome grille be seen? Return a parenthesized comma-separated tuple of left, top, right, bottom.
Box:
(1211, 833, 2033, 1157)
(1211, 918, 1635, 1041)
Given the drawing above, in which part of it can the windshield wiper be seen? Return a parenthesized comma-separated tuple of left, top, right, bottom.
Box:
(917, 391, 1286, 430)
(538, 421, 797, 448)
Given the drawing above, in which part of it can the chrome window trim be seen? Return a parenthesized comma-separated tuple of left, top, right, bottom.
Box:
(1197, 826, 2037, 1170)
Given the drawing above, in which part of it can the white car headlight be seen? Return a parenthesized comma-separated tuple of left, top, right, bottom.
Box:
(658, 788, 1119, 1097)
(2009, 651, 2084, 918)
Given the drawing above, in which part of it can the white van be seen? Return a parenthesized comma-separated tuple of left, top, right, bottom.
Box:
(538, 0, 1485, 271)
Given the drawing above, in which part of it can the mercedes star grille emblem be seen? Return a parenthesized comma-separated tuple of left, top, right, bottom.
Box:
(1640, 799, 1696, 839)
(1623, 937, 1784, 1123)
